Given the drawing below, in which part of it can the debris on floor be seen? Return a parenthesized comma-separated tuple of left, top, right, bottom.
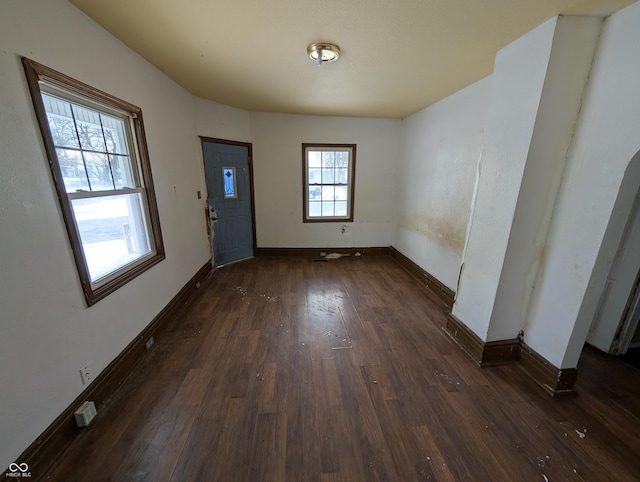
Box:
(232, 286, 248, 297)
(325, 253, 344, 259)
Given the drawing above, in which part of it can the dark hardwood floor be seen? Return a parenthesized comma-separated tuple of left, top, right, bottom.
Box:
(45, 256, 640, 481)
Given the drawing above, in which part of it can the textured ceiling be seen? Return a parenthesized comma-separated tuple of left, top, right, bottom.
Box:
(70, 0, 636, 119)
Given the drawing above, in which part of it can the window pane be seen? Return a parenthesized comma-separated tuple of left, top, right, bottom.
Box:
(111, 154, 135, 189)
(335, 201, 348, 216)
(335, 186, 348, 200)
(322, 202, 335, 216)
(308, 168, 321, 184)
(308, 151, 322, 168)
(72, 193, 151, 282)
(57, 148, 89, 192)
(72, 104, 106, 152)
(44, 104, 80, 148)
(335, 151, 349, 168)
(321, 168, 334, 184)
(308, 201, 322, 217)
(321, 151, 335, 168)
(100, 114, 129, 156)
(223, 167, 236, 198)
(309, 186, 321, 199)
(335, 168, 348, 184)
(321, 186, 335, 200)
(84, 152, 114, 191)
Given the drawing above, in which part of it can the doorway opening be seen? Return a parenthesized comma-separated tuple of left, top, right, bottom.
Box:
(587, 150, 640, 369)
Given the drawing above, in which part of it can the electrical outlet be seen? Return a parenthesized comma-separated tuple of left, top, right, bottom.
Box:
(145, 336, 155, 351)
(74, 401, 97, 427)
(79, 365, 92, 386)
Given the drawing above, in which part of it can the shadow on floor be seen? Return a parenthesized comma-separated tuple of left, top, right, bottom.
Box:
(619, 347, 640, 371)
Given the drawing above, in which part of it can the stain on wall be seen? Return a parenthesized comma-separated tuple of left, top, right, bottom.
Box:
(400, 211, 467, 253)
(394, 76, 489, 289)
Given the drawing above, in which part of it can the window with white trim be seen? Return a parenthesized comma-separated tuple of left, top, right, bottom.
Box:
(23, 58, 164, 306)
(303, 143, 356, 222)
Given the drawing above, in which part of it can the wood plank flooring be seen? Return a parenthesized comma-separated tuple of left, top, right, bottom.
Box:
(45, 256, 640, 481)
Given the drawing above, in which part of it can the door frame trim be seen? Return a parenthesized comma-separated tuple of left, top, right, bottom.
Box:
(199, 136, 257, 262)
(614, 267, 640, 354)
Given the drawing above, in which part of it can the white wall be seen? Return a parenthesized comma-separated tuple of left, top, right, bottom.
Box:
(250, 112, 401, 248)
(524, 1, 640, 367)
(488, 16, 602, 342)
(396, 4, 640, 371)
(195, 97, 252, 142)
(394, 78, 489, 290)
(452, 18, 557, 339)
(0, 0, 212, 469)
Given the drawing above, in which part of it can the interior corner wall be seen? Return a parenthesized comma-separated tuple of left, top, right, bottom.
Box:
(249, 112, 401, 248)
(195, 97, 252, 143)
(452, 18, 557, 340)
(393, 77, 490, 290)
(0, 0, 210, 470)
(523, 1, 640, 368)
(487, 15, 603, 343)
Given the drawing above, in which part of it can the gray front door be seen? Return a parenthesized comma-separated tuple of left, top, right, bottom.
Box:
(202, 139, 254, 267)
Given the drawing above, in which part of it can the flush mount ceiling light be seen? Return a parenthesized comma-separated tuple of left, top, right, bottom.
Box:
(307, 42, 340, 66)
